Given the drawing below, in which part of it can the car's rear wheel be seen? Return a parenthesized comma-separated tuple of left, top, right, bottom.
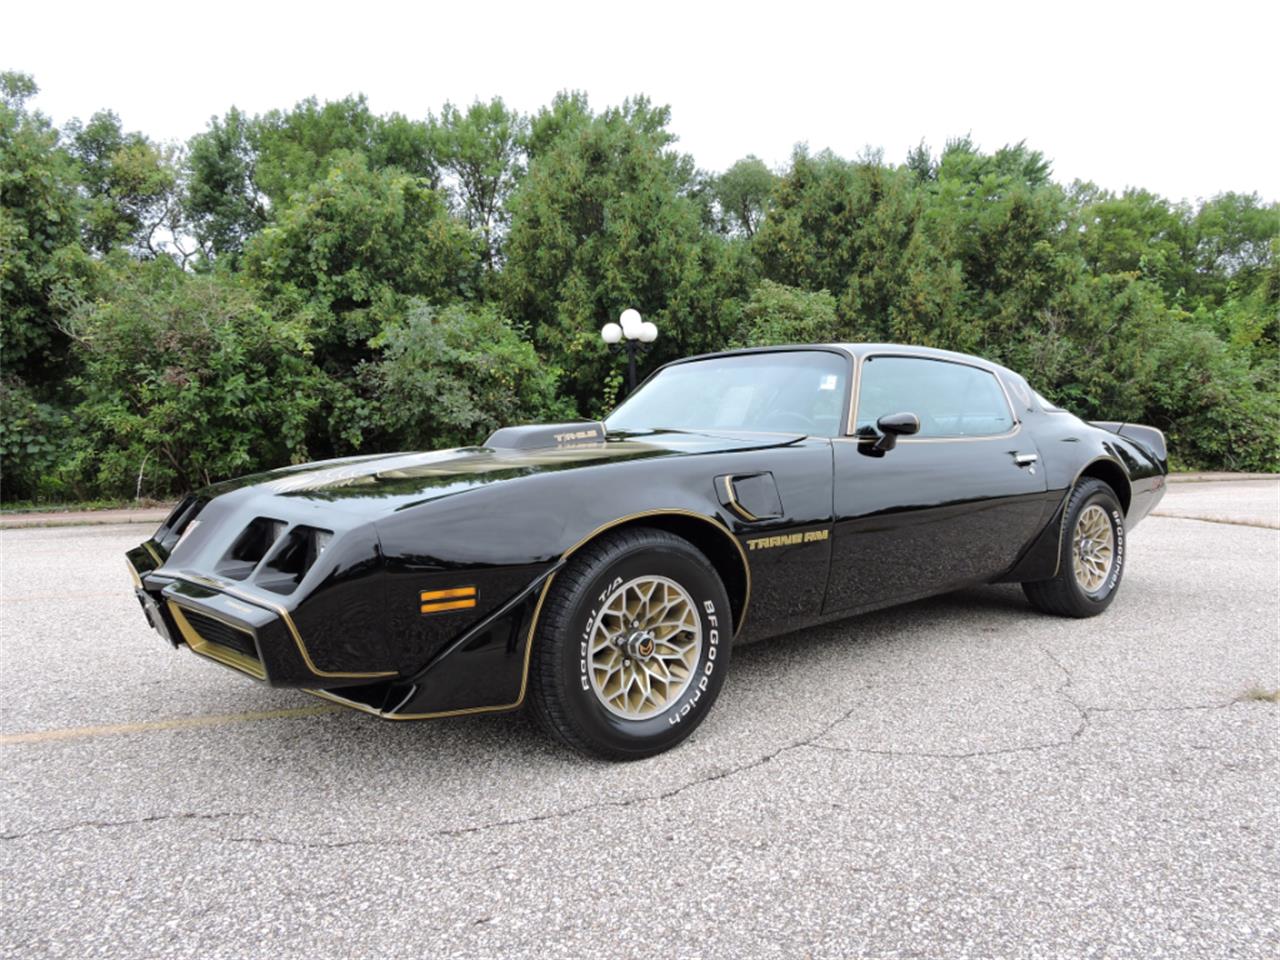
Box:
(528, 527, 732, 760)
(1022, 478, 1126, 618)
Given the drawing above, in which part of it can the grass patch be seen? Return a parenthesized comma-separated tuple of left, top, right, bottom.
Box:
(0, 498, 172, 515)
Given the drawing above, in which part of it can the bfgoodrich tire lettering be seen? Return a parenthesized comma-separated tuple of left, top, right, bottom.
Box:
(1022, 478, 1126, 618)
(528, 527, 732, 760)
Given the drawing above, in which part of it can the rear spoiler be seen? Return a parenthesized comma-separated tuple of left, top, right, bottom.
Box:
(1088, 421, 1168, 463)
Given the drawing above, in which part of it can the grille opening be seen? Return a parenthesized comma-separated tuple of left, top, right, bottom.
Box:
(159, 495, 196, 533)
(156, 496, 208, 553)
(216, 517, 287, 581)
(257, 526, 333, 595)
(182, 609, 259, 660)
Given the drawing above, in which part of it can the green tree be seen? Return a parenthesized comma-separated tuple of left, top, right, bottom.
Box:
(62, 258, 323, 497)
(243, 151, 478, 372)
(253, 94, 436, 206)
(0, 377, 74, 500)
(711, 155, 776, 238)
(5, 76, 1279, 499)
(1190, 192, 1280, 305)
(1071, 185, 1193, 300)
(368, 301, 573, 449)
(432, 98, 527, 275)
(728, 281, 843, 347)
(753, 147, 923, 336)
(0, 72, 92, 387)
(526, 90, 593, 160)
(65, 111, 182, 258)
(504, 96, 736, 407)
(184, 107, 266, 263)
(1139, 312, 1279, 472)
(242, 152, 478, 457)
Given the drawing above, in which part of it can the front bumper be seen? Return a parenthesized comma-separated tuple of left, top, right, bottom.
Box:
(126, 547, 392, 688)
(125, 537, 545, 720)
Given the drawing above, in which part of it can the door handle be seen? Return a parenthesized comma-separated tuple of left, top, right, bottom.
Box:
(1013, 453, 1039, 466)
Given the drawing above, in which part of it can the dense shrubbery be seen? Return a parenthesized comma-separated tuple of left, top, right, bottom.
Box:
(370, 301, 573, 449)
(61, 259, 322, 497)
(1, 71, 1276, 502)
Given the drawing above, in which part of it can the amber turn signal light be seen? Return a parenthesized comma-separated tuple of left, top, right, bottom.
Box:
(420, 586, 477, 614)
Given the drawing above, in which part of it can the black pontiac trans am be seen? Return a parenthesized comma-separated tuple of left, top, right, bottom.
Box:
(127, 344, 1168, 758)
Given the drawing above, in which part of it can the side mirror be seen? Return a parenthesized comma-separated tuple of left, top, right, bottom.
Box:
(872, 412, 920, 453)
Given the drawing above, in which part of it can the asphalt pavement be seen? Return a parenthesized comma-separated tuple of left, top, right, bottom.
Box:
(1, 479, 1276, 959)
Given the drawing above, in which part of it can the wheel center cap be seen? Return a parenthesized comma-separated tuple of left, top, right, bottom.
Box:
(622, 630, 656, 659)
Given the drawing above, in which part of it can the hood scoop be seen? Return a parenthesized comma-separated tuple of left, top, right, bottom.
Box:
(485, 421, 608, 451)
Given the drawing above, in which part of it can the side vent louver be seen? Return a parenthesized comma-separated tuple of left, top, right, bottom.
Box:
(256, 526, 333, 596)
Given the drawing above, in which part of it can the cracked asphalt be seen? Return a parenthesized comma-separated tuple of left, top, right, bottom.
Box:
(2, 479, 1277, 959)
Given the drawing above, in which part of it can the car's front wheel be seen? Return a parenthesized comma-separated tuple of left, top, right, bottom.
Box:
(1022, 478, 1126, 618)
(528, 527, 732, 760)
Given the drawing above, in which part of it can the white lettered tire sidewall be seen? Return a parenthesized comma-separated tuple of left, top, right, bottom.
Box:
(554, 536, 732, 757)
(1070, 485, 1126, 608)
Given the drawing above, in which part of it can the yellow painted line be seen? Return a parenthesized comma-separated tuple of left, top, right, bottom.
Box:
(1, 592, 123, 604)
(0, 704, 345, 746)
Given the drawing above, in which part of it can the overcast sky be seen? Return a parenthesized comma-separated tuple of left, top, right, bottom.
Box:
(4, 0, 1276, 203)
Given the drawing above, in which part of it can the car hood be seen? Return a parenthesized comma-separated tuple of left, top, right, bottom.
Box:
(199, 429, 805, 517)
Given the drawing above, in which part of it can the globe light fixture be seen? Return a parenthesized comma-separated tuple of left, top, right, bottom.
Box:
(600, 308, 658, 393)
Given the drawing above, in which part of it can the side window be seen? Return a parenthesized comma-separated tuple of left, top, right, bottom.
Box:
(855, 357, 1015, 438)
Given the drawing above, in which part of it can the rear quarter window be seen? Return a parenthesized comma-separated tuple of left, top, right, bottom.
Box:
(856, 356, 1015, 438)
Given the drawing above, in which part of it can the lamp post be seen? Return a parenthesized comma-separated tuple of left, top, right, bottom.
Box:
(601, 308, 658, 394)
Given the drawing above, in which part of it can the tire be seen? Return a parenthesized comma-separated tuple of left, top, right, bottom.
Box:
(528, 527, 733, 760)
(1022, 478, 1126, 618)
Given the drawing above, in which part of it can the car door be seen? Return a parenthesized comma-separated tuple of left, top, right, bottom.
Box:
(823, 354, 1049, 615)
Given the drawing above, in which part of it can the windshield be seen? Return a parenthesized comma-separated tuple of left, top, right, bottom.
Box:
(605, 351, 850, 437)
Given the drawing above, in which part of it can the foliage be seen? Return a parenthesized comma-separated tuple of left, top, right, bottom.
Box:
(754, 147, 925, 333)
(368, 301, 573, 449)
(243, 151, 478, 372)
(252, 95, 437, 206)
(711, 156, 776, 238)
(503, 96, 740, 406)
(1, 77, 1277, 503)
(431, 98, 527, 275)
(61, 258, 323, 497)
(0, 377, 73, 499)
(65, 111, 182, 258)
(729, 281, 844, 347)
(0, 72, 92, 386)
(1139, 315, 1279, 471)
(184, 107, 265, 263)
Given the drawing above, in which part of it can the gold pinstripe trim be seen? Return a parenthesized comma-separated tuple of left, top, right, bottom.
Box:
(166, 572, 396, 679)
(306, 508, 753, 721)
(305, 580, 554, 720)
(142, 541, 163, 565)
(126, 559, 143, 590)
(168, 600, 267, 680)
(720, 476, 762, 522)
